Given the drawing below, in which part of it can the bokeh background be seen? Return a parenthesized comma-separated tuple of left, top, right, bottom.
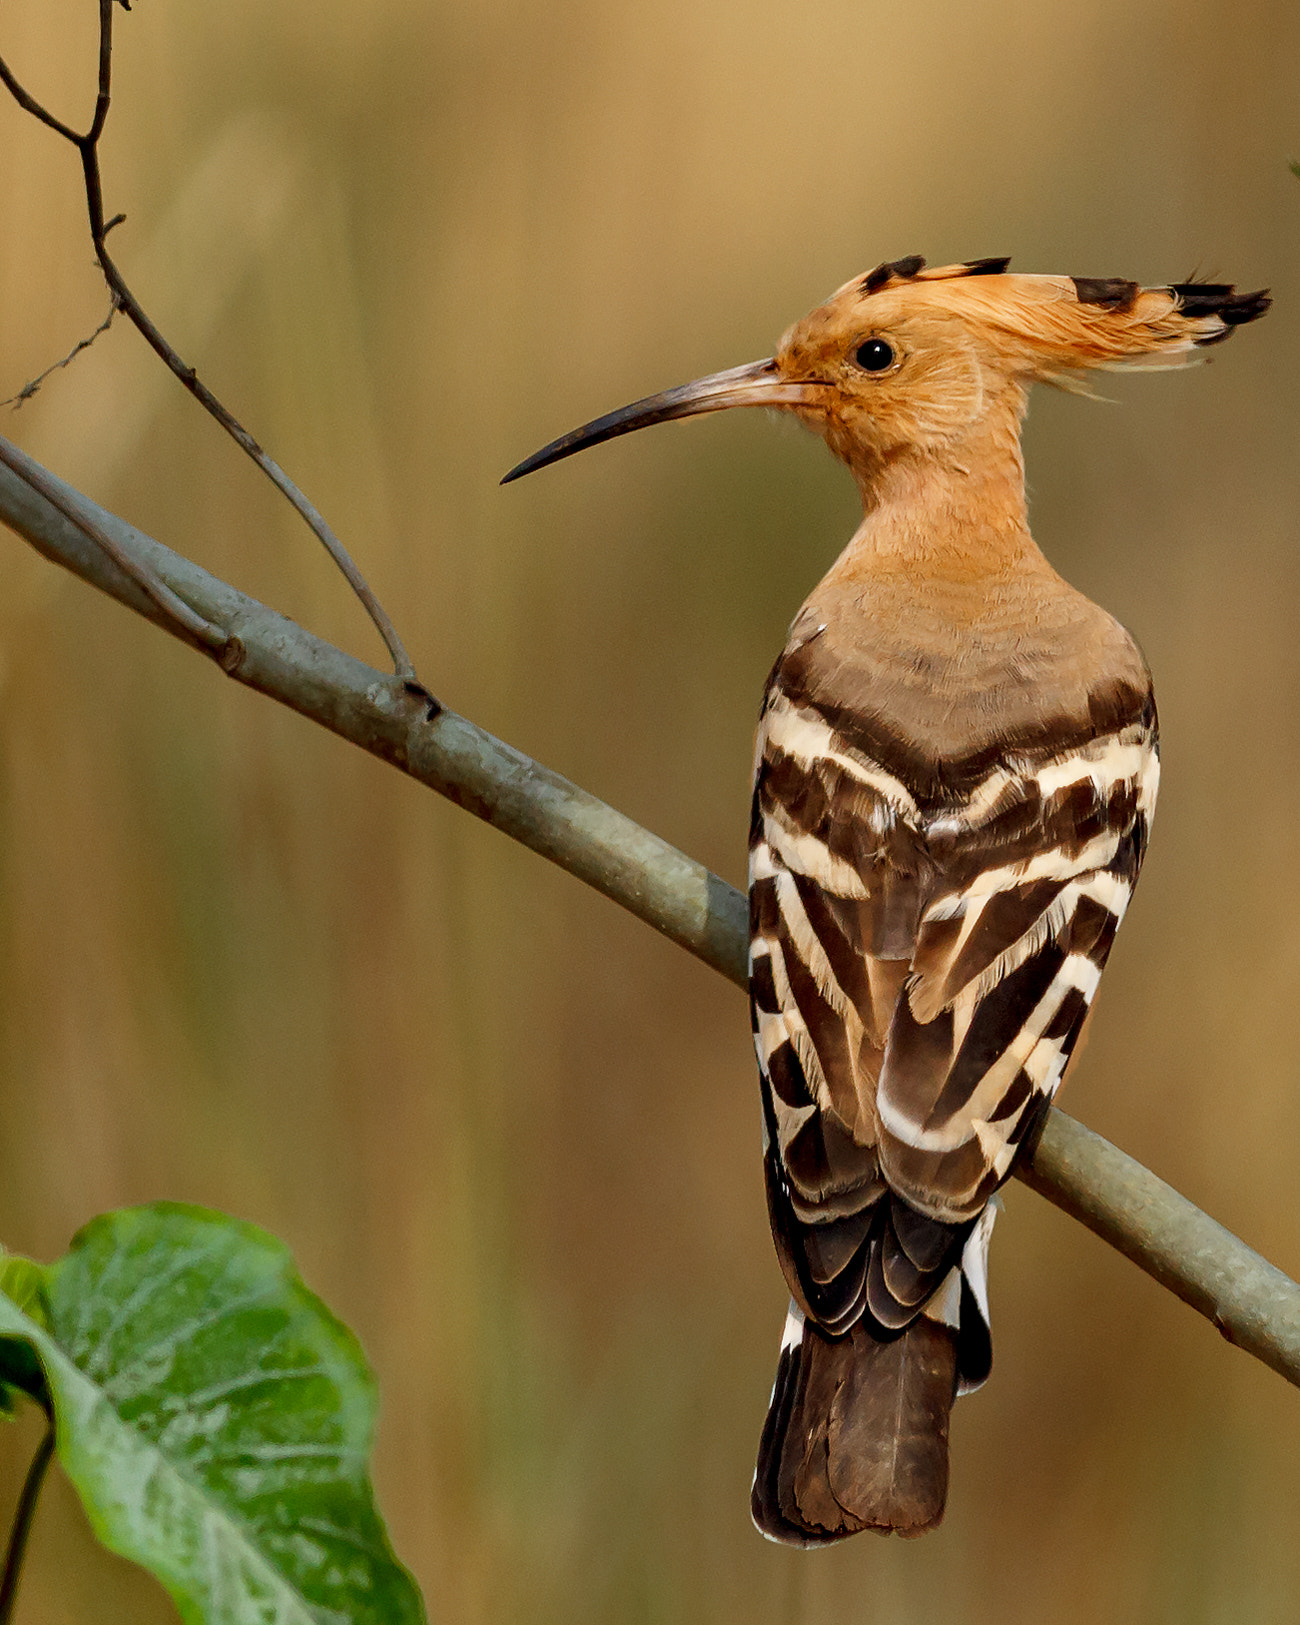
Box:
(1, 0, 1299, 1619)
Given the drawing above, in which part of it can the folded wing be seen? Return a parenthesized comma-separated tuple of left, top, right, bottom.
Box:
(749, 672, 1158, 1338)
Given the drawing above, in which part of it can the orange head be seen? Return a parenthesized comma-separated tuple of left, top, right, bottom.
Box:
(502, 256, 1269, 487)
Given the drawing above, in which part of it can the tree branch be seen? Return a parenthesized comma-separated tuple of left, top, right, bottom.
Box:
(0, 439, 229, 653)
(1, 439, 1298, 1388)
(0, 1, 415, 680)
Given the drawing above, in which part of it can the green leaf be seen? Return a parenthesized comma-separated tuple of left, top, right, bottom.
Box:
(0, 1254, 52, 1414)
(1291, 158, 1300, 179)
(0, 1204, 425, 1625)
(0, 1256, 50, 1331)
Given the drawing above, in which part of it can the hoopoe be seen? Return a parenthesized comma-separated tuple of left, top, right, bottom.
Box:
(503, 257, 1269, 1542)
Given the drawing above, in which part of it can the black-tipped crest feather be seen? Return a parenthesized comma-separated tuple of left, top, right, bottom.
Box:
(862, 255, 926, 294)
(1169, 280, 1272, 339)
(1071, 277, 1139, 311)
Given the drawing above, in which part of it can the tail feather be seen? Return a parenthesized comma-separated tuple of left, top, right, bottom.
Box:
(752, 1306, 958, 1544)
(753, 1205, 998, 1545)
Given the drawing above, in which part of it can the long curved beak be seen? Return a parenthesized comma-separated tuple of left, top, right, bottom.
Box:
(501, 357, 817, 484)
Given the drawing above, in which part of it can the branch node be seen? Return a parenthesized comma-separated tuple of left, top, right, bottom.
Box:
(219, 635, 247, 675)
(404, 679, 443, 720)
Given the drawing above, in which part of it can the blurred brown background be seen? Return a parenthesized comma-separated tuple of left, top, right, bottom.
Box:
(1, 0, 1299, 1619)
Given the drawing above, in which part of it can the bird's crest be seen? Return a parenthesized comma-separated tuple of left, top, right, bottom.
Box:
(845, 255, 1270, 385)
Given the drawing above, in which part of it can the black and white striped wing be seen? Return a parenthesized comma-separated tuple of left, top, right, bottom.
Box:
(749, 680, 1158, 1351)
(877, 717, 1158, 1222)
(749, 681, 964, 1347)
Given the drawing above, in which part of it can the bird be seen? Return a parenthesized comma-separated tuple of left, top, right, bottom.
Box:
(502, 257, 1269, 1543)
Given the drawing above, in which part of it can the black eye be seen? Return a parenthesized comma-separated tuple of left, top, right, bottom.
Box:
(854, 338, 895, 373)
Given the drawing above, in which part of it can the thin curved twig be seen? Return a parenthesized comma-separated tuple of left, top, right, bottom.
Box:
(1, 294, 119, 409)
(0, 1413, 54, 1625)
(0, 0, 415, 679)
(0, 437, 230, 653)
(1, 442, 1298, 1388)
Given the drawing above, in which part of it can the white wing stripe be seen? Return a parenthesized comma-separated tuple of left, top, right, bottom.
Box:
(935, 830, 1124, 902)
(761, 690, 920, 818)
(879, 951, 1103, 1152)
(761, 807, 871, 899)
(1030, 739, 1151, 798)
(925, 732, 1158, 837)
(772, 871, 865, 1048)
(760, 932, 835, 1117)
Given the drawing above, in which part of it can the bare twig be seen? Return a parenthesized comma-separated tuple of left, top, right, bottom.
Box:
(1, 295, 119, 409)
(2, 443, 1298, 1387)
(0, 0, 415, 679)
(0, 1414, 54, 1625)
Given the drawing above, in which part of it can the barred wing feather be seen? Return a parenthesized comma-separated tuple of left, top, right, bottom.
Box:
(749, 682, 1158, 1347)
(878, 719, 1157, 1221)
